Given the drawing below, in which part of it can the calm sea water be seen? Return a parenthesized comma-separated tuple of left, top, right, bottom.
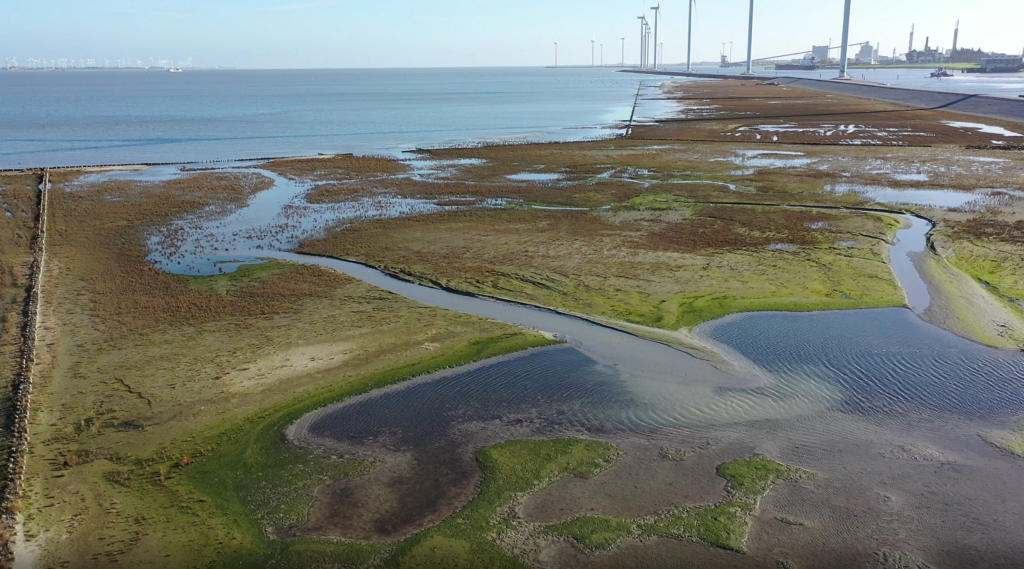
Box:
(0, 67, 672, 170)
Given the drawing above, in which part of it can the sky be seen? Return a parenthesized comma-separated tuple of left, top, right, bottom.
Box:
(3, 0, 1022, 69)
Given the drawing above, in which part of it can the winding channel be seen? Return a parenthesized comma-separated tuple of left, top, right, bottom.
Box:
(126, 164, 1024, 546)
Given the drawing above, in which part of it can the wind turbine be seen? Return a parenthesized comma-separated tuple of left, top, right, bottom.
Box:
(835, 0, 853, 79)
(650, 3, 660, 70)
(591, 39, 595, 68)
(621, 37, 625, 67)
(600, 43, 604, 67)
(742, 0, 756, 75)
(554, 41, 558, 67)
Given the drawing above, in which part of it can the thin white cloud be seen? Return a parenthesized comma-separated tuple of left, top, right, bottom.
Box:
(99, 7, 188, 18)
(250, 1, 339, 12)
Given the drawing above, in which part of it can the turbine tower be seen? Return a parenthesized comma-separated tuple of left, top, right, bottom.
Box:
(686, 0, 695, 72)
(591, 39, 595, 68)
(650, 4, 661, 70)
(621, 37, 625, 67)
(742, 0, 755, 75)
(836, 0, 853, 79)
(638, 16, 647, 68)
(645, 20, 652, 68)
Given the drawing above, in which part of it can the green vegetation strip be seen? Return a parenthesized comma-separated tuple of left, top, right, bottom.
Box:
(113, 332, 556, 568)
(983, 429, 1024, 459)
(386, 439, 618, 569)
(177, 260, 295, 294)
(548, 456, 814, 553)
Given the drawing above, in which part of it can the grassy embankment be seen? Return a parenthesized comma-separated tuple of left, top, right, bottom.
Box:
(24, 171, 553, 567)
(548, 456, 814, 553)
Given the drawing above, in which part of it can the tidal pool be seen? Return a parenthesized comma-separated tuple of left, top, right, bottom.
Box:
(826, 183, 1024, 210)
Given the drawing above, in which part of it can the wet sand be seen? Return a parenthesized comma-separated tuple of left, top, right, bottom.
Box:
(521, 411, 1024, 568)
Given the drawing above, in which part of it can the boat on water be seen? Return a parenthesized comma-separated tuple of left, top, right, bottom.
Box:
(929, 67, 954, 78)
(775, 56, 820, 71)
(775, 62, 820, 71)
(168, 67, 183, 73)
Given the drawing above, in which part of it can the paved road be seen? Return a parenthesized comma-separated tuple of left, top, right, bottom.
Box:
(623, 70, 1024, 125)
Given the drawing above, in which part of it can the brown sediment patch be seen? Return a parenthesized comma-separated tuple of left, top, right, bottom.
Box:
(879, 444, 957, 463)
(260, 154, 409, 181)
(635, 80, 1024, 147)
(220, 342, 356, 393)
(870, 549, 935, 569)
(297, 447, 484, 542)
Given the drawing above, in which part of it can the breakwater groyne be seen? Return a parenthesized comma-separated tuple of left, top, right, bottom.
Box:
(621, 69, 1024, 125)
(0, 170, 49, 566)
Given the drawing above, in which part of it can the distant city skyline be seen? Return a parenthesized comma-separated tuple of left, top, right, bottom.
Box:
(3, 0, 1021, 69)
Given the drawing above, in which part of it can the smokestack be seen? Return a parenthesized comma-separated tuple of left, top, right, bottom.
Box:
(925, 36, 930, 51)
(952, 20, 959, 52)
(908, 24, 915, 54)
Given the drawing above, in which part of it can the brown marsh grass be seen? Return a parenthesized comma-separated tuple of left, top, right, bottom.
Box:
(28, 170, 533, 566)
(642, 206, 841, 254)
(307, 177, 641, 208)
(948, 216, 1024, 245)
(261, 154, 409, 181)
(0, 172, 40, 491)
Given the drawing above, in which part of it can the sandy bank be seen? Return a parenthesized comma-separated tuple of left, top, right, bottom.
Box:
(915, 252, 1024, 350)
